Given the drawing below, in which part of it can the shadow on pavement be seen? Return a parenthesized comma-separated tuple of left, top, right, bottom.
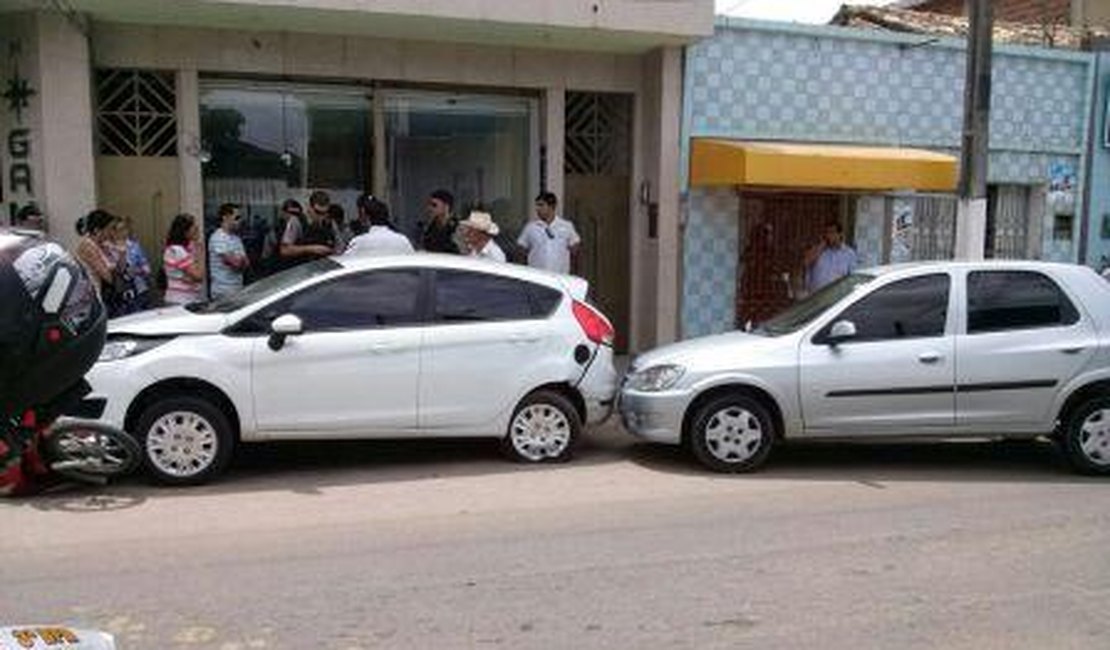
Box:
(10, 423, 1105, 505)
(626, 437, 1107, 484)
(33, 420, 639, 500)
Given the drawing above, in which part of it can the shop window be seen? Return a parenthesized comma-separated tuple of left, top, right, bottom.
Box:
(198, 83, 372, 265)
(95, 68, 177, 157)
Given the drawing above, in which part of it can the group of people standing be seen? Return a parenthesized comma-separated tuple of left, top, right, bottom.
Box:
(412, 189, 581, 274)
(259, 187, 582, 275)
(28, 186, 581, 317)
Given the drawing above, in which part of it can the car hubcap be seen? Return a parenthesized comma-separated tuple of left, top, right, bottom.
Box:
(510, 404, 571, 461)
(147, 411, 218, 477)
(704, 406, 764, 464)
(1079, 409, 1110, 466)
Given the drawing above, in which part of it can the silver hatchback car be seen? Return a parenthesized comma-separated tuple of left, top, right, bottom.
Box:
(621, 261, 1110, 475)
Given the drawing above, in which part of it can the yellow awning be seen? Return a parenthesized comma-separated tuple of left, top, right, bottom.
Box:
(690, 139, 958, 192)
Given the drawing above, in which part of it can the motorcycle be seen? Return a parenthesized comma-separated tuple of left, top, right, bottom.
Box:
(2, 381, 140, 495)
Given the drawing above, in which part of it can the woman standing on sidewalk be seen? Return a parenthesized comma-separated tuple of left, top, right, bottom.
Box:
(162, 213, 205, 306)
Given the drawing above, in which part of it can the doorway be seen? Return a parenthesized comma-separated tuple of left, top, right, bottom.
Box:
(379, 89, 538, 243)
(564, 91, 633, 352)
(737, 192, 848, 326)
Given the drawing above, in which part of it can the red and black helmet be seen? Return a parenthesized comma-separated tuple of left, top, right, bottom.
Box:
(0, 228, 106, 417)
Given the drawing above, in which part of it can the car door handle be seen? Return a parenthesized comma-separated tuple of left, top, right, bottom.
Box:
(1060, 346, 1085, 355)
(369, 342, 401, 354)
(917, 352, 942, 364)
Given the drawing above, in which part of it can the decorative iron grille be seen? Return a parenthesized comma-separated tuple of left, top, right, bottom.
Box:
(988, 185, 1031, 259)
(905, 195, 957, 261)
(565, 92, 631, 175)
(96, 68, 177, 157)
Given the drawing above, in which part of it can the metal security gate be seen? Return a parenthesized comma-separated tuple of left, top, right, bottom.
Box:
(987, 185, 1032, 259)
(737, 193, 844, 325)
(901, 185, 1033, 261)
(906, 195, 956, 261)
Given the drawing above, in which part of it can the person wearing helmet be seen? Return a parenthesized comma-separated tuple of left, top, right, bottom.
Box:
(0, 228, 107, 495)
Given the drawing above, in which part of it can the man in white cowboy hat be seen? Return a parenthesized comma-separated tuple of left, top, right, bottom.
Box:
(458, 210, 506, 262)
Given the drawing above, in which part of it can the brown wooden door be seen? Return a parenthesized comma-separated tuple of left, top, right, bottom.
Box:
(565, 175, 630, 351)
(737, 193, 844, 326)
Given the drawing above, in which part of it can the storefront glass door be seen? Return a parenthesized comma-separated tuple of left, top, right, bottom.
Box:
(200, 82, 536, 267)
(380, 89, 538, 243)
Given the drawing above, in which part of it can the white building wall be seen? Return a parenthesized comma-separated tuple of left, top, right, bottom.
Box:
(0, 12, 96, 251)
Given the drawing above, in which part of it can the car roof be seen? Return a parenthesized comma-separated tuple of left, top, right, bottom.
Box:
(859, 259, 1094, 277)
(332, 252, 578, 288)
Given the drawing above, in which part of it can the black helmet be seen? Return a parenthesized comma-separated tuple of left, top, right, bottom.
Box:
(0, 228, 106, 417)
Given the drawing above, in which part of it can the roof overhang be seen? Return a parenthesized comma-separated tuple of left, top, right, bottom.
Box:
(0, 0, 713, 54)
(690, 139, 958, 192)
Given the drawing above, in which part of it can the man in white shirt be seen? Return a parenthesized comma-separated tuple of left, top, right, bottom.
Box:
(459, 211, 506, 262)
(344, 194, 415, 256)
(516, 191, 580, 274)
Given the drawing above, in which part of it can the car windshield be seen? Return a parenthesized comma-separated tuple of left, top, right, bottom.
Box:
(187, 258, 342, 314)
(756, 272, 875, 336)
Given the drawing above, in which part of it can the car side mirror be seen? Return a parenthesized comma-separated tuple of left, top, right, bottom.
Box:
(268, 313, 303, 351)
(825, 320, 857, 346)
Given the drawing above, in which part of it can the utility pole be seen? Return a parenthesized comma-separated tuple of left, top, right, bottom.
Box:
(954, 0, 993, 260)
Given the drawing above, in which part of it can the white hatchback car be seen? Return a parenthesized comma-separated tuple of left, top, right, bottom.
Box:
(621, 261, 1110, 475)
(85, 254, 617, 485)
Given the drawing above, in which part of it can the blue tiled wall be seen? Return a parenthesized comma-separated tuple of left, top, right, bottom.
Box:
(682, 187, 740, 338)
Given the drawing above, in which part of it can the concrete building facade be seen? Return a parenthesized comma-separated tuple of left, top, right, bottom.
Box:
(0, 0, 712, 351)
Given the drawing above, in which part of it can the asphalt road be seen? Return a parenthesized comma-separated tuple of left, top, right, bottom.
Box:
(3, 423, 1109, 650)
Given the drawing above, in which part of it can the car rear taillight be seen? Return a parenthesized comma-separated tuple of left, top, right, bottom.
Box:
(572, 300, 614, 346)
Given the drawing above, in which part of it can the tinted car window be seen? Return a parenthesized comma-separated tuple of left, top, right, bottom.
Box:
(819, 273, 949, 342)
(967, 271, 1079, 333)
(258, 269, 422, 331)
(528, 284, 563, 317)
(435, 270, 544, 322)
(190, 258, 341, 314)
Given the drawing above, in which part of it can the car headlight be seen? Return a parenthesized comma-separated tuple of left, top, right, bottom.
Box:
(98, 337, 171, 362)
(626, 364, 685, 392)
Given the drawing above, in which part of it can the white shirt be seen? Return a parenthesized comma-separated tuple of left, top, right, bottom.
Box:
(469, 239, 506, 263)
(344, 226, 415, 256)
(517, 215, 580, 274)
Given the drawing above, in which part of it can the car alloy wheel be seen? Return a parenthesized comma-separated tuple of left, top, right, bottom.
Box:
(689, 393, 776, 473)
(504, 390, 581, 463)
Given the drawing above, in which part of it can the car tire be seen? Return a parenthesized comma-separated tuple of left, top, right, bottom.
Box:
(503, 390, 581, 463)
(689, 393, 776, 473)
(135, 396, 235, 485)
(1060, 396, 1110, 475)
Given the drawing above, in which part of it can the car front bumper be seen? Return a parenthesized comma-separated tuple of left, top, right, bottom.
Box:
(618, 388, 688, 445)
